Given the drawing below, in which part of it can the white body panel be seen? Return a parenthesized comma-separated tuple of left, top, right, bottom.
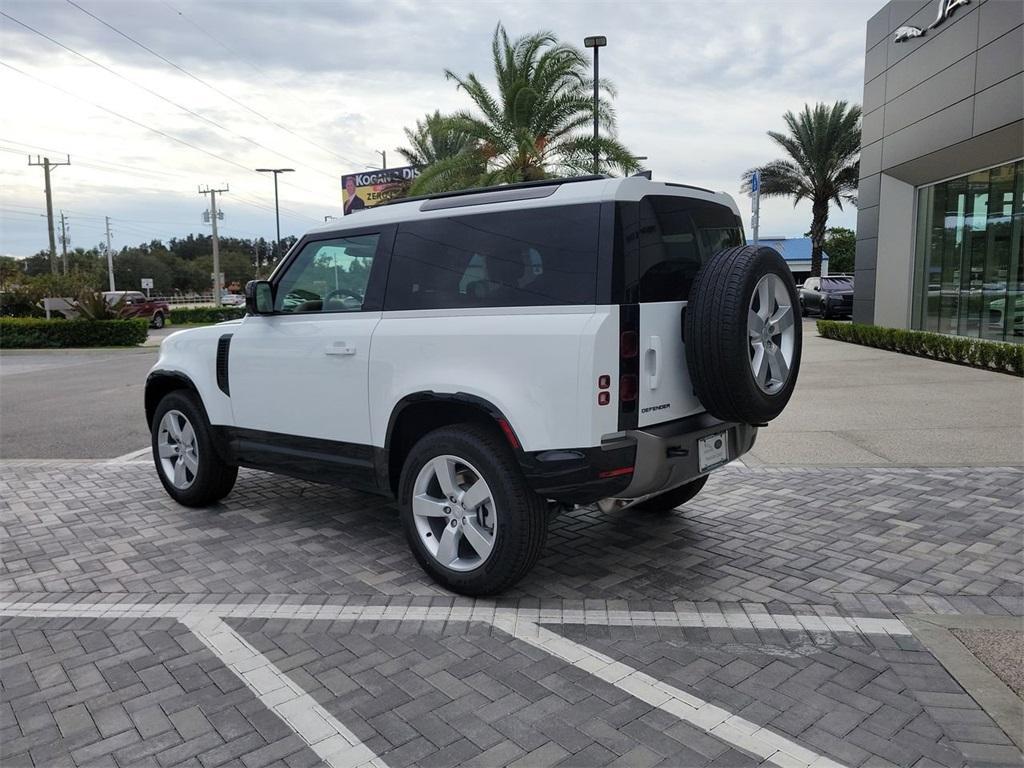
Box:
(227, 312, 378, 444)
(369, 306, 619, 451)
(149, 323, 240, 426)
(637, 300, 703, 426)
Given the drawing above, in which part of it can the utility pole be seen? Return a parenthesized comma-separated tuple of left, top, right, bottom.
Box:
(376, 150, 387, 170)
(255, 169, 293, 260)
(105, 216, 115, 291)
(28, 154, 71, 274)
(59, 210, 69, 275)
(199, 185, 228, 307)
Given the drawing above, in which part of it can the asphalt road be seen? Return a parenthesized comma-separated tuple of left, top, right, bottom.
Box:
(0, 347, 158, 459)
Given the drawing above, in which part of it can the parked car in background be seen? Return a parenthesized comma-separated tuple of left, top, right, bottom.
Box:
(220, 291, 246, 306)
(800, 275, 853, 318)
(104, 291, 170, 328)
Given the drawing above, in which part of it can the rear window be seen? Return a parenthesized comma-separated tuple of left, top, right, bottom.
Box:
(822, 277, 853, 290)
(383, 205, 599, 310)
(617, 196, 743, 303)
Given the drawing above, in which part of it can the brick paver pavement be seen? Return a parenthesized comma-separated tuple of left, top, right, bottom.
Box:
(1, 461, 1021, 767)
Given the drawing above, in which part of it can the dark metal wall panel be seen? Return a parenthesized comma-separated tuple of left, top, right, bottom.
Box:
(976, 28, 1024, 92)
(974, 73, 1024, 136)
(885, 5, 980, 99)
(882, 54, 976, 135)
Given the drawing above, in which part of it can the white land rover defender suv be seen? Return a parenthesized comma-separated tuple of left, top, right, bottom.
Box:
(146, 175, 802, 594)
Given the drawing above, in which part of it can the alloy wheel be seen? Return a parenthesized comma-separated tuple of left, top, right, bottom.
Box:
(411, 455, 497, 572)
(157, 409, 199, 489)
(748, 273, 796, 394)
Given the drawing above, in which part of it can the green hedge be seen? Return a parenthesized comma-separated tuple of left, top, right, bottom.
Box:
(817, 320, 1023, 376)
(169, 306, 246, 324)
(0, 318, 149, 348)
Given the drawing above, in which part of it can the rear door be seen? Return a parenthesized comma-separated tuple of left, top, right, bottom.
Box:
(619, 195, 744, 427)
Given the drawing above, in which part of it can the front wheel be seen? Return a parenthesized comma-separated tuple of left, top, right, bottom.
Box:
(632, 475, 709, 513)
(398, 423, 548, 595)
(151, 390, 237, 507)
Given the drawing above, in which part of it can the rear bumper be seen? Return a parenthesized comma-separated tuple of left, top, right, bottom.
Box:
(616, 413, 756, 498)
(520, 413, 757, 504)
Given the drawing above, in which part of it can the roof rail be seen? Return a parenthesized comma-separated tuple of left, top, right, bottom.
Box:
(378, 174, 609, 208)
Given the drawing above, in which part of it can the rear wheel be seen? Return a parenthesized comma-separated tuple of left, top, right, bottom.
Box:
(151, 390, 237, 507)
(151, 311, 165, 328)
(632, 475, 709, 513)
(685, 245, 802, 424)
(398, 423, 547, 595)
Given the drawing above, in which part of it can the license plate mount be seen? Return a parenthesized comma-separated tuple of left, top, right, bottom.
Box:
(698, 431, 729, 471)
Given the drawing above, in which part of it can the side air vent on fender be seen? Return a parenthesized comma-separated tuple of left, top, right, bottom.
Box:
(216, 334, 232, 396)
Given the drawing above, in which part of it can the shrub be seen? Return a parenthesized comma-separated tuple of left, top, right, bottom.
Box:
(817, 321, 1023, 376)
(169, 306, 246, 324)
(69, 290, 126, 320)
(0, 318, 148, 348)
(0, 289, 45, 318)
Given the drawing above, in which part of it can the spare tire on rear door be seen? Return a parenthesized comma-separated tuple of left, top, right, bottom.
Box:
(684, 245, 801, 424)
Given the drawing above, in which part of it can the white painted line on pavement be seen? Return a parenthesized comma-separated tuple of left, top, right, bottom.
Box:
(107, 447, 152, 463)
(510, 620, 847, 768)
(0, 599, 912, 636)
(182, 613, 387, 768)
(0, 599, 878, 767)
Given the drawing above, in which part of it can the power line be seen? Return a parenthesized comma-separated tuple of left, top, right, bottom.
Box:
(0, 139, 327, 223)
(0, 60, 326, 213)
(65, 0, 375, 170)
(0, 9, 341, 182)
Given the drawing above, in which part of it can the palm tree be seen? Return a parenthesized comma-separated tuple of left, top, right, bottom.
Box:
(395, 110, 478, 168)
(410, 24, 640, 195)
(742, 101, 861, 277)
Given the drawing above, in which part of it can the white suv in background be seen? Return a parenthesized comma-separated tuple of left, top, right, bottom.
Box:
(145, 175, 802, 594)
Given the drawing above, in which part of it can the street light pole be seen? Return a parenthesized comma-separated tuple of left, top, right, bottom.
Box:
(255, 168, 294, 259)
(584, 36, 606, 175)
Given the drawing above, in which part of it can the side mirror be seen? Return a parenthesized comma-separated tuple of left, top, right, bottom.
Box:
(245, 280, 274, 315)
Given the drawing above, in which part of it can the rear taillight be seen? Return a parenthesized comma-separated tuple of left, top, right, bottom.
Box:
(619, 375, 638, 402)
(620, 331, 638, 358)
(617, 305, 640, 429)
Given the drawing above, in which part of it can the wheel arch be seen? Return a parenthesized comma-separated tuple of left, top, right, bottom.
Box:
(382, 393, 522, 496)
(145, 370, 200, 429)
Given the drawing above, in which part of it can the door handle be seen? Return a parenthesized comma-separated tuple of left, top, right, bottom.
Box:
(647, 335, 661, 390)
(324, 342, 356, 356)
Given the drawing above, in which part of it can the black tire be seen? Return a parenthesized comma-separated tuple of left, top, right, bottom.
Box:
(398, 423, 547, 596)
(151, 311, 165, 329)
(822, 304, 832, 320)
(800, 299, 808, 317)
(151, 389, 237, 507)
(684, 245, 802, 424)
(632, 475, 709, 513)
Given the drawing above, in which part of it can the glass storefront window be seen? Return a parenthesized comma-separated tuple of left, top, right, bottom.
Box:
(913, 160, 1024, 343)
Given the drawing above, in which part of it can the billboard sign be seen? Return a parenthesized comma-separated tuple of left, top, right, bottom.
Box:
(341, 166, 420, 214)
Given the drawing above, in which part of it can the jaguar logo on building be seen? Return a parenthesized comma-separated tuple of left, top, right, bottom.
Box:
(894, 0, 969, 43)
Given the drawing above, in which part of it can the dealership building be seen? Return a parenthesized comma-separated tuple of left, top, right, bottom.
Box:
(854, 0, 1023, 342)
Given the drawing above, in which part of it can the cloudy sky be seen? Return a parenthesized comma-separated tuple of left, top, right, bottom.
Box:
(0, 0, 879, 258)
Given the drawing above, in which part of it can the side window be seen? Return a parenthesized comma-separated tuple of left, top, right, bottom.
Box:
(619, 196, 744, 303)
(274, 234, 379, 313)
(384, 205, 599, 310)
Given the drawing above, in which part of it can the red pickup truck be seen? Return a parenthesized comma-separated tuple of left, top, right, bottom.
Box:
(103, 291, 171, 328)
